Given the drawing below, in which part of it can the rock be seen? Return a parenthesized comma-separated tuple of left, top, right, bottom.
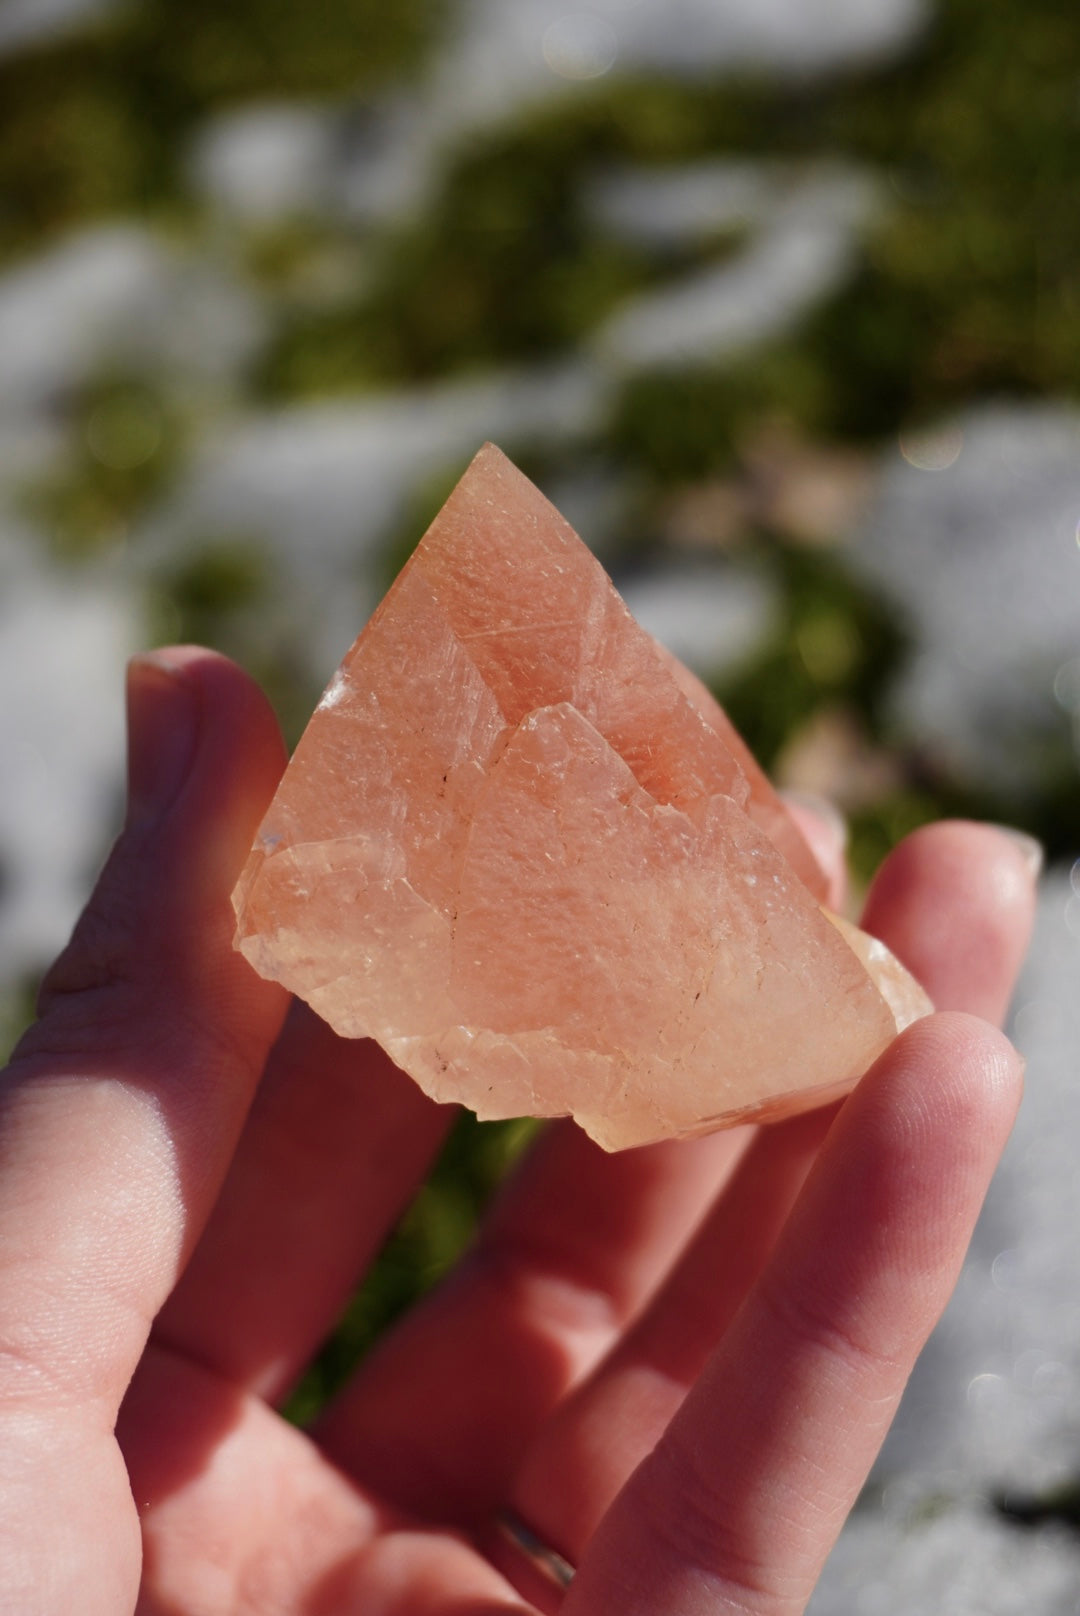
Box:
(233, 444, 929, 1148)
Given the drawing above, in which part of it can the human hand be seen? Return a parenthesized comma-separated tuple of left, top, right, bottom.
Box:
(0, 647, 1036, 1615)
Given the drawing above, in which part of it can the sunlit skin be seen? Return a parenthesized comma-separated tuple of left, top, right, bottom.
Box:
(0, 647, 1036, 1615)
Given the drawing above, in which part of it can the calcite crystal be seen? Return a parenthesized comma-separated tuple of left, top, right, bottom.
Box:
(233, 444, 931, 1150)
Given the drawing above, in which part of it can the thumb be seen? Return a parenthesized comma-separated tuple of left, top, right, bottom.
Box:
(0, 649, 291, 1614)
(3, 647, 290, 1422)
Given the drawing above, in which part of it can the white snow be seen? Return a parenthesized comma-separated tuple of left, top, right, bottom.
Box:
(0, 227, 266, 416)
(618, 559, 777, 676)
(0, 0, 116, 56)
(595, 167, 875, 369)
(811, 1499, 1080, 1615)
(0, 533, 138, 972)
(188, 105, 341, 223)
(143, 362, 608, 672)
(341, 0, 926, 223)
(850, 405, 1080, 795)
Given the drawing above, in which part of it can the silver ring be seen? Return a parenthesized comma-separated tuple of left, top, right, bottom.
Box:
(496, 1509, 576, 1590)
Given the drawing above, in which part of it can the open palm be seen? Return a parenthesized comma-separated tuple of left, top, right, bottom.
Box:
(0, 648, 1035, 1615)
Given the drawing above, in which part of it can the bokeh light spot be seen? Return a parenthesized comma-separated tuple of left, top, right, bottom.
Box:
(1053, 657, 1080, 713)
(542, 14, 619, 80)
(85, 395, 163, 472)
(898, 423, 965, 471)
(1064, 891, 1080, 940)
(966, 1371, 1005, 1409)
(795, 613, 860, 684)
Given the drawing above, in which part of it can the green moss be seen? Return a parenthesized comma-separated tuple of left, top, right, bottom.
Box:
(0, 0, 443, 262)
(848, 791, 942, 886)
(715, 537, 909, 768)
(0, 976, 38, 1067)
(146, 538, 326, 746)
(995, 1477, 1080, 1532)
(164, 536, 269, 619)
(607, 369, 743, 483)
(19, 377, 184, 562)
(255, 170, 714, 396)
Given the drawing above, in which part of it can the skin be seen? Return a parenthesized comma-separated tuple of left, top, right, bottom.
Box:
(0, 646, 1037, 1616)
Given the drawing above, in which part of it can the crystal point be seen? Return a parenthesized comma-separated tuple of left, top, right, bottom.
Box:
(233, 444, 931, 1149)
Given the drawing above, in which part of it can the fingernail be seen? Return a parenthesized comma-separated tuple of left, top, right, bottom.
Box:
(989, 825, 1044, 880)
(778, 789, 849, 853)
(125, 652, 201, 825)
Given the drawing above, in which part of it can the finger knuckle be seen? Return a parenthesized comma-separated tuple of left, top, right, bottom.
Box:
(758, 1271, 902, 1384)
(639, 1443, 782, 1611)
(34, 859, 145, 1023)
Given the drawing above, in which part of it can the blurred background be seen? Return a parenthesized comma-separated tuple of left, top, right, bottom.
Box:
(1, 0, 1078, 1605)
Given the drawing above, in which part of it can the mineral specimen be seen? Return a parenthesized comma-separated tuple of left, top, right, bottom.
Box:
(233, 444, 931, 1149)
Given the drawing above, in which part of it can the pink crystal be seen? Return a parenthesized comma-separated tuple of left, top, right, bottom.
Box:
(233, 444, 931, 1150)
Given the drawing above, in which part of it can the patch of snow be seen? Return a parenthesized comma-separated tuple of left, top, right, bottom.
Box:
(0, 227, 266, 416)
(0, 0, 117, 57)
(188, 104, 340, 222)
(0, 229, 168, 413)
(595, 167, 875, 369)
(144, 361, 608, 672)
(812, 1499, 1080, 1615)
(0, 533, 138, 973)
(617, 559, 777, 676)
(340, 0, 925, 223)
(587, 159, 777, 247)
(617, 0, 926, 74)
(851, 405, 1080, 795)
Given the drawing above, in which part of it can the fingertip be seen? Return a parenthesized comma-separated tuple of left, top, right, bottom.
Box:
(866, 820, 1041, 923)
(152, 644, 287, 767)
(861, 821, 1039, 1025)
(37, 647, 289, 1032)
(132, 643, 232, 677)
(838, 1012, 1025, 1216)
(884, 1009, 1024, 1122)
(147, 647, 288, 886)
(986, 825, 1044, 880)
(126, 655, 202, 828)
(128, 646, 287, 789)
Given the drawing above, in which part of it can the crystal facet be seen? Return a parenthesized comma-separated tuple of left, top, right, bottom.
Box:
(233, 444, 931, 1149)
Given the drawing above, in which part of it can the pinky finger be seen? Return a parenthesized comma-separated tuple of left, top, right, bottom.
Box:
(565, 1012, 1023, 1616)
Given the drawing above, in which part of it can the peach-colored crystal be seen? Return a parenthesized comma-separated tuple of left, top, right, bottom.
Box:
(233, 444, 931, 1150)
